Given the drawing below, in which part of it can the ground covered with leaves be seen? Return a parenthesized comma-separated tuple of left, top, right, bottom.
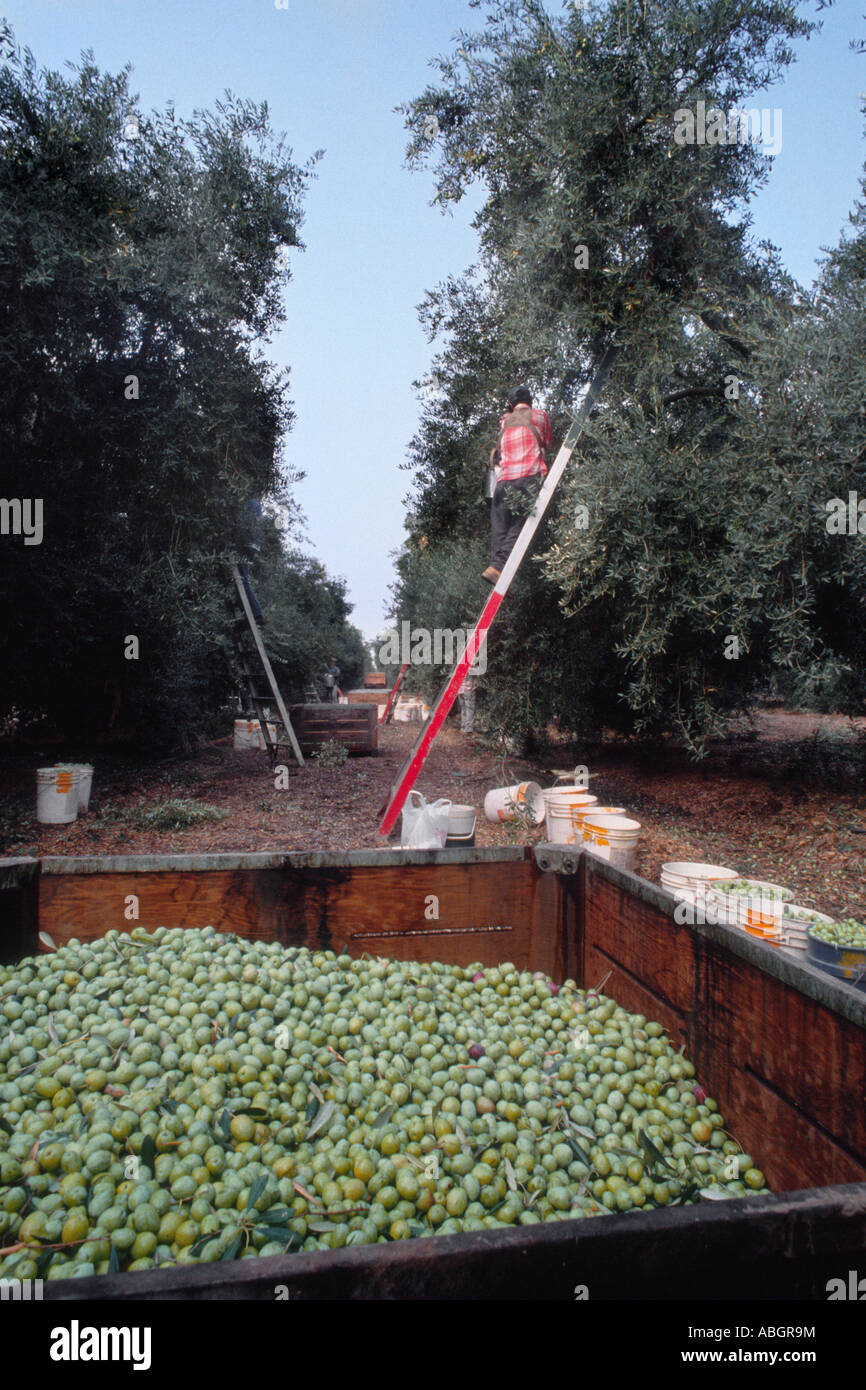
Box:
(1, 707, 864, 922)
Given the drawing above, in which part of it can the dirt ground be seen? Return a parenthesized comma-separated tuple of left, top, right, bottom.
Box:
(2, 706, 864, 921)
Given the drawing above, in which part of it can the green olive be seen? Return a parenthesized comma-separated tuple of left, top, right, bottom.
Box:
(0, 934, 763, 1280)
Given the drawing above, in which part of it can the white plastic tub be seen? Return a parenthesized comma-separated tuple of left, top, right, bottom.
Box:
(484, 782, 545, 825)
(36, 767, 81, 825)
(582, 814, 641, 872)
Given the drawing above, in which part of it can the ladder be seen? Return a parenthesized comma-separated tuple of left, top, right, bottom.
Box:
(229, 564, 305, 768)
(381, 661, 410, 726)
(377, 345, 618, 838)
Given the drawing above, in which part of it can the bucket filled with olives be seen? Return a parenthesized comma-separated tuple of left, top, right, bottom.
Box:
(807, 919, 866, 991)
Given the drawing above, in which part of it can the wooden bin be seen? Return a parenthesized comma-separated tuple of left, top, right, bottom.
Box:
(288, 702, 377, 755)
(346, 689, 392, 707)
(3, 844, 866, 1300)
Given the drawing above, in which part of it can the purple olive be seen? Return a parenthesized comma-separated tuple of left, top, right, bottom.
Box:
(468, 1043, 485, 1060)
(472, 972, 484, 984)
(547, 982, 559, 995)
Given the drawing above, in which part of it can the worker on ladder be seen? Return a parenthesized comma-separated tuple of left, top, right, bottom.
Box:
(483, 387, 553, 584)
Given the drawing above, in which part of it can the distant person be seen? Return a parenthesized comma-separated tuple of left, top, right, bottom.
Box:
(324, 658, 342, 702)
(483, 386, 552, 584)
(458, 673, 477, 732)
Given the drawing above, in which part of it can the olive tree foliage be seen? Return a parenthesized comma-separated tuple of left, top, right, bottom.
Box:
(0, 26, 345, 748)
(389, 0, 866, 753)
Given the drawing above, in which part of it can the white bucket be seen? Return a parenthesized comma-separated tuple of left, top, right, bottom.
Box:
(234, 719, 260, 750)
(707, 880, 793, 937)
(544, 791, 597, 844)
(582, 814, 641, 871)
(59, 763, 93, 811)
(661, 862, 738, 894)
(234, 719, 277, 750)
(448, 804, 476, 836)
(484, 781, 545, 825)
(36, 767, 81, 824)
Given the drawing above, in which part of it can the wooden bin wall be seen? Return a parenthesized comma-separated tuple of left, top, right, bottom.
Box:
(35, 849, 574, 979)
(577, 853, 866, 1194)
(288, 703, 378, 755)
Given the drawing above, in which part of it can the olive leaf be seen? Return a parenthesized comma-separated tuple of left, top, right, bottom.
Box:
(636, 1126, 676, 1174)
(309, 1081, 326, 1106)
(261, 1207, 293, 1224)
(564, 1133, 592, 1167)
(188, 1232, 215, 1258)
(0, 1117, 13, 1136)
(219, 1110, 232, 1141)
(46, 1014, 59, 1047)
(369, 1103, 394, 1131)
(221, 1234, 244, 1262)
(139, 1135, 156, 1174)
(305, 1100, 335, 1140)
(307, 1220, 337, 1233)
(108, 1245, 121, 1273)
(236, 1106, 269, 1120)
(304, 1099, 318, 1124)
(699, 1185, 736, 1201)
(246, 1175, 268, 1211)
(504, 1157, 518, 1192)
(257, 1225, 300, 1246)
(35, 1248, 55, 1277)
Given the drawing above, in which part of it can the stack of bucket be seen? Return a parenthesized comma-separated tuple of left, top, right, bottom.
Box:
(542, 778, 598, 844)
(541, 775, 641, 871)
(36, 764, 93, 825)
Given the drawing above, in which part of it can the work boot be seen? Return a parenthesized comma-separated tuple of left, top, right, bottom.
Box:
(482, 566, 500, 584)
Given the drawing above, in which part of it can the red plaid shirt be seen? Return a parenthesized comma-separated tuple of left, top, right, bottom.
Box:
(497, 406, 552, 481)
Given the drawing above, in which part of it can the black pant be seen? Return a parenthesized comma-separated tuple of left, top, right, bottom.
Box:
(490, 476, 541, 571)
(239, 561, 263, 624)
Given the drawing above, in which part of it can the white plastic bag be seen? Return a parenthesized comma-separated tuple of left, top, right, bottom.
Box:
(401, 791, 452, 849)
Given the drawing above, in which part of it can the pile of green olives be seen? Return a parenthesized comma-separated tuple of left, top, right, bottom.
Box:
(0, 927, 767, 1282)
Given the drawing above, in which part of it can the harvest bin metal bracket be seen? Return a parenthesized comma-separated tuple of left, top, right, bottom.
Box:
(3, 844, 866, 1300)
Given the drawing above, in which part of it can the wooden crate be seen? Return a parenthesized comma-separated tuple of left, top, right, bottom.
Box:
(288, 702, 377, 755)
(346, 689, 391, 706)
(4, 844, 866, 1299)
(363, 672, 387, 688)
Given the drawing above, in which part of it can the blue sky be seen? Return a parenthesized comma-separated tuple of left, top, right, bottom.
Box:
(4, 0, 866, 638)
